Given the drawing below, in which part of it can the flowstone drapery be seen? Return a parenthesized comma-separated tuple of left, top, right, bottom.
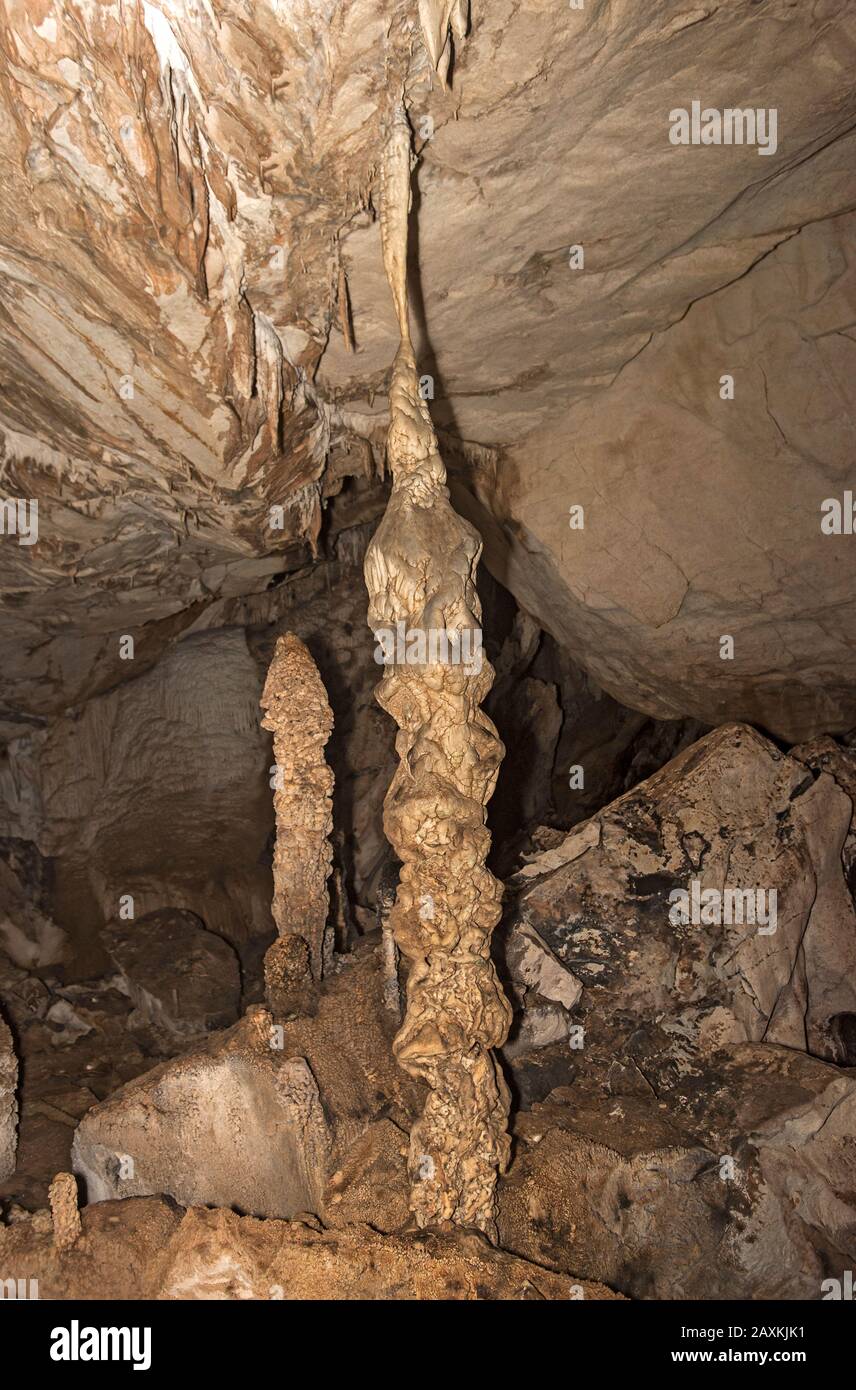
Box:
(261, 634, 334, 1012)
(364, 106, 512, 1235)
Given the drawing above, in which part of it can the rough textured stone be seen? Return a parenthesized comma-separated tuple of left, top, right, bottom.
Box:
(48, 1170, 81, 1252)
(263, 934, 316, 1022)
(792, 736, 856, 905)
(101, 908, 241, 1047)
(499, 920, 582, 1060)
(498, 1043, 856, 1301)
(363, 105, 511, 1233)
(322, 1118, 411, 1234)
(514, 724, 856, 1067)
(0, 1008, 17, 1181)
(71, 941, 422, 1218)
(261, 633, 334, 984)
(0, 1195, 622, 1301)
(72, 1018, 331, 1220)
(1, 2, 853, 742)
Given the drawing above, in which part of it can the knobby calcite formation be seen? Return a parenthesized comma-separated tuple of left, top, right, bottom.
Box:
(364, 106, 512, 1234)
(49, 1172, 82, 1253)
(0, 1010, 17, 1182)
(261, 635, 334, 996)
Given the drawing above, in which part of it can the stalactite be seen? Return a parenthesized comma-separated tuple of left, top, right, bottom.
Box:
(418, 0, 470, 87)
(364, 104, 512, 1236)
(261, 633, 334, 1014)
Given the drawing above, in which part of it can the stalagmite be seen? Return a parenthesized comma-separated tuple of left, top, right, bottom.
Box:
(49, 1172, 82, 1252)
(0, 1011, 17, 1183)
(376, 864, 402, 1019)
(363, 106, 512, 1235)
(261, 634, 334, 1014)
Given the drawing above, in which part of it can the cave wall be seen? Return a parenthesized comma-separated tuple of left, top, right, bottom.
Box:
(0, 530, 711, 977)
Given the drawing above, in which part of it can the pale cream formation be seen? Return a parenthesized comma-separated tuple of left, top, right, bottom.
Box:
(364, 106, 512, 1235)
(418, 0, 470, 87)
(49, 1171, 82, 1252)
(261, 634, 334, 988)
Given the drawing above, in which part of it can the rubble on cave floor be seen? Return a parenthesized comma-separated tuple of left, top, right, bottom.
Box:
(0, 1196, 623, 1301)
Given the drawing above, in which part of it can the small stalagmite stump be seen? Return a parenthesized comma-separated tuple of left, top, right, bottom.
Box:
(49, 1172, 81, 1252)
(264, 934, 316, 1020)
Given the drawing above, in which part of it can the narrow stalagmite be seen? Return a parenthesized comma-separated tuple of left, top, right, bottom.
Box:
(261, 634, 334, 1008)
(364, 106, 512, 1235)
(49, 1172, 82, 1252)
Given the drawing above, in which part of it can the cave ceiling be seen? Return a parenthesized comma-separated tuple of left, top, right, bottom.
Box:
(1, 0, 854, 740)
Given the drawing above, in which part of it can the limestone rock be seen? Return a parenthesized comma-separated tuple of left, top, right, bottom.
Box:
(0, 1196, 183, 1299)
(0, 953, 51, 1032)
(322, 1118, 410, 1234)
(101, 908, 241, 1048)
(44, 999, 94, 1048)
(0, 851, 67, 971)
(17, 629, 274, 976)
(0, 1009, 17, 1181)
(71, 942, 422, 1219)
(156, 1208, 620, 1301)
(0, 3, 853, 743)
(263, 935, 316, 1022)
(329, 12, 856, 741)
(791, 736, 856, 903)
(498, 1043, 856, 1301)
(505, 921, 581, 1014)
(514, 724, 856, 1066)
(72, 1023, 331, 1220)
(499, 920, 582, 1060)
(0, 557, 400, 993)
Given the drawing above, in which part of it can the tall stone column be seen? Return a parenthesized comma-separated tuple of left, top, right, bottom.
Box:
(364, 106, 512, 1235)
(261, 633, 334, 1013)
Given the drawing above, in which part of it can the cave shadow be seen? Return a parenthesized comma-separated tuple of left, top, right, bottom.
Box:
(407, 170, 464, 447)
